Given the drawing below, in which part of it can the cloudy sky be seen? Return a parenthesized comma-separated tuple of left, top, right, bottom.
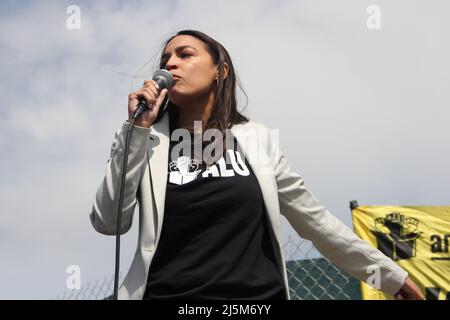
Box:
(0, 0, 449, 299)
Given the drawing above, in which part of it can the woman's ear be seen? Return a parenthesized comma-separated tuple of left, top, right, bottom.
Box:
(223, 62, 229, 80)
(216, 63, 229, 81)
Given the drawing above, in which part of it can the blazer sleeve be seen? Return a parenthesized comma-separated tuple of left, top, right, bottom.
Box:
(90, 121, 152, 235)
(270, 132, 408, 296)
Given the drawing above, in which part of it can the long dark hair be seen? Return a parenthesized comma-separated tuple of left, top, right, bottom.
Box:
(154, 30, 249, 135)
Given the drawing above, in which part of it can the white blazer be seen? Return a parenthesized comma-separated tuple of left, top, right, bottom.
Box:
(90, 112, 407, 300)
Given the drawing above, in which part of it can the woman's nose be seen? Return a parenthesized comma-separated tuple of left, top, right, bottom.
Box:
(165, 56, 178, 70)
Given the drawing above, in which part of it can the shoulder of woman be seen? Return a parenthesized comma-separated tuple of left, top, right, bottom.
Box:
(232, 120, 272, 132)
(231, 121, 279, 151)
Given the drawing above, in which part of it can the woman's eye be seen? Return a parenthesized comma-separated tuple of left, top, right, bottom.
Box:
(180, 53, 191, 58)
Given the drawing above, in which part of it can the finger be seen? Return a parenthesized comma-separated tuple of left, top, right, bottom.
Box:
(128, 92, 139, 101)
(413, 289, 425, 300)
(155, 88, 168, 107)
(405, 278, 426, 300)
(143, 79, 154, 86)
(143, 82, 159, 97)
(394, 293, 405, 300)
(143, 86, 158, 100)
(415, 291, 426, 300)
(143, 80, 160, 92)
(138, 90, 156, 107)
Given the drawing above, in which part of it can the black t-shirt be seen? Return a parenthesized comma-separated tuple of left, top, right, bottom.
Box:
(143, 112, 285, 300)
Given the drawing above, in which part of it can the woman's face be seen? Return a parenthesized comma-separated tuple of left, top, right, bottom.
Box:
(161, 35, 218, 105)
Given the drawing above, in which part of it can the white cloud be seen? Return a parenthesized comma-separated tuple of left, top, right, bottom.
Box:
(9, 102, 89, 141)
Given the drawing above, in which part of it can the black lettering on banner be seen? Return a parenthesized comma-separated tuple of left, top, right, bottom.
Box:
(426, 287, 440, 300)
(431, 234, 450, 253)
(425, 287, 450, 300)
(431, 235, 442, 253)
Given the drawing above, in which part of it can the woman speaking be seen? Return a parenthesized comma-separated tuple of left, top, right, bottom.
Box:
(90, 30, 423, 300)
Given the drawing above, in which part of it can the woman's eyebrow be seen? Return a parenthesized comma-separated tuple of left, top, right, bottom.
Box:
(162, 45, 198, 60)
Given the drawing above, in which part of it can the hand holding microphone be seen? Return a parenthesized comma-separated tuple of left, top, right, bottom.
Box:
(128, 69, 173, 128)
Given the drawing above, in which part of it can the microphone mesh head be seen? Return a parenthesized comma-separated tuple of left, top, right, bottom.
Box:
(153, 69, 173, 90)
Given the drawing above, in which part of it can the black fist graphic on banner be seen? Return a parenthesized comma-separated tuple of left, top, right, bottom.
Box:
(371, 213, 422, 261)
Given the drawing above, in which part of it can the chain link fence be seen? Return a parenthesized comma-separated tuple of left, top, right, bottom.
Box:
(283, 236, 361, 300)
(56, 236, 361, 300)
(55, 272, 124, 300)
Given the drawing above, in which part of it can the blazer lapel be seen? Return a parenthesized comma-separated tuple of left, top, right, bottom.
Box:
(231, 124, 282, 243)
(147, 113, 170, 233)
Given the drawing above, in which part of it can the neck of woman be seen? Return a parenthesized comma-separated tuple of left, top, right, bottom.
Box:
(177, 91, 216, 133)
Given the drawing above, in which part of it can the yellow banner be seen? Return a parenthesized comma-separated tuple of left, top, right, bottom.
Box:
(351, 206, 450, 300)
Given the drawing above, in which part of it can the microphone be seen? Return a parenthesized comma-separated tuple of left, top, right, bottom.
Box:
(132, 69, 174, 120)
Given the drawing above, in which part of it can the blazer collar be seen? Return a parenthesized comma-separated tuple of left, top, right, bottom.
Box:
(147, 112, 170, 233)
